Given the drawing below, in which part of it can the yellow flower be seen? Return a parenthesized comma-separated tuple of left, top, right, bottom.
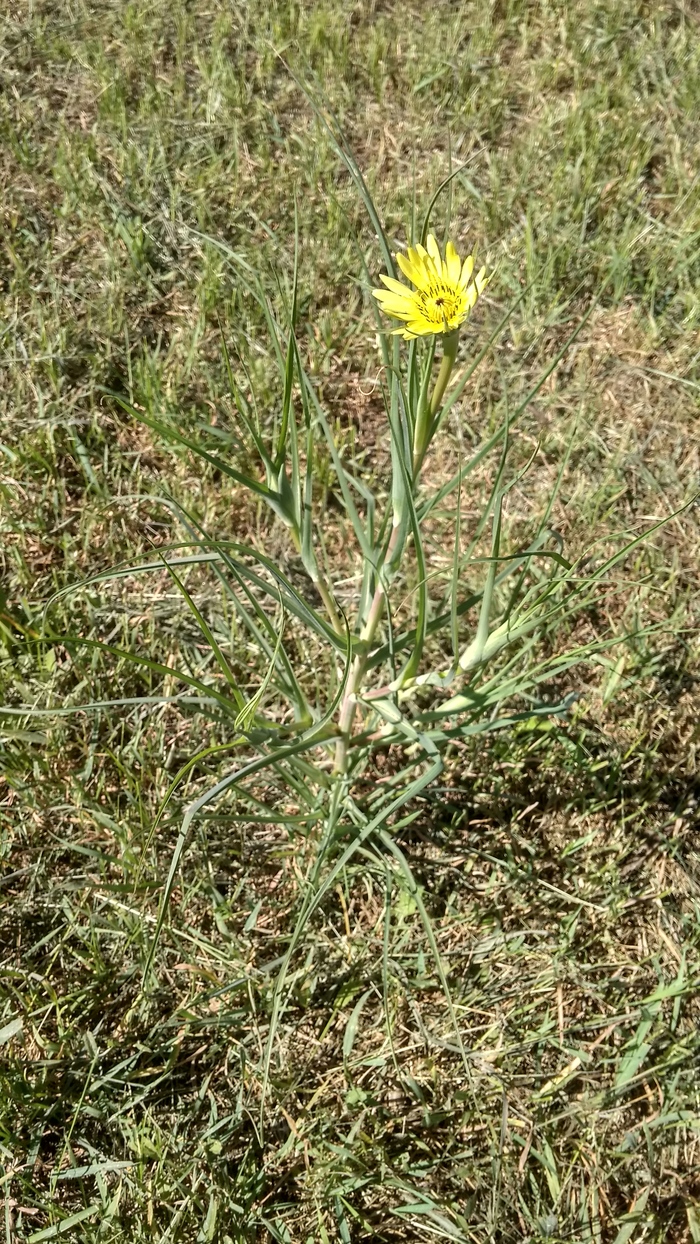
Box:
(372, 234, 488, 340)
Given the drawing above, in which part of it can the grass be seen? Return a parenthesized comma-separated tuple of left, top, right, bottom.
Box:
(2, 0, 700, 1240)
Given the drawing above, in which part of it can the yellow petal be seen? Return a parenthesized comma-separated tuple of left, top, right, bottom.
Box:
(373, 286, 416, 310)
(372, 288, 395, 305)
(475, 266, 489, 295)
(460, 256, 477, 287)
(379, 273, 412, 296)
(420, 242, 441, 283)
(396, 250, 431, 292)
(376, 302, 414, 320)
(426, 234, 444, 279)
(405, 244, 427, 272)
(405, 317, 435, 337)
(445, 240, 461, 285)
(411, 243, 441, 282)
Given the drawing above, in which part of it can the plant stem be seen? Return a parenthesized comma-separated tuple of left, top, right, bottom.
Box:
(429, 329, 460, 417)
(335, 331, 460, 774)
(314, 574, 344, 637)
(412, 329, 460, 477)
(290, 527, 344, 636)
(333, 521, 403, 774)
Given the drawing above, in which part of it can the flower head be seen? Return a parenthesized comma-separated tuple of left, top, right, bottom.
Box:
(372, 234, 488, 340)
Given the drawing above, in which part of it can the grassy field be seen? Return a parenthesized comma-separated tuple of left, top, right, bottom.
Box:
(2, 0, 700, 1240)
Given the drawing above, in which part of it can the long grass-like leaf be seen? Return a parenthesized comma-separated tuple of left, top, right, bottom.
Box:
(260, 744, 444, 1128)
(420, 277, 607, 521)
(47, 634, 242, 718)
(274, 198, 300, 474)
(420, 161, 480, 247)
(301, 371, 374, 563)
(285, 66, 396, 280)
(458, 410, 509, 671)
(377, 829, 470, 1078)
(141, 607, 353, 982)
(393, 434, 428, 684)
(157, 552, 246, 711)
(142, 724, 339, 985)
(217, 316, 274, 474)
(107, 395, 296, 526)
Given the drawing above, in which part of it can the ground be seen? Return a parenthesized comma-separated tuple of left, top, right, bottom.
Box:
(1, 1, 700, 1241)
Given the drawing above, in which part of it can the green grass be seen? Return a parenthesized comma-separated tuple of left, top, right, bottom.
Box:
(2, 0, 700, 1240)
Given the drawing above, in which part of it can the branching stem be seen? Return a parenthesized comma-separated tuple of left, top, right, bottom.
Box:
(334, 331, 461, 774)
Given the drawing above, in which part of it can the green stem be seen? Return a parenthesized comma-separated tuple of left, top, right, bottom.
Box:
(335, 332, 460, 773)
(314, 574, 344, 637)
(412, 329, 460, 477)
(290, 526, 344, 637)
(333, 521, 403, 774)
(429, 329, 460, 417)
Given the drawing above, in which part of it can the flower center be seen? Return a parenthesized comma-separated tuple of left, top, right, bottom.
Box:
(419, 281, 462, 327)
